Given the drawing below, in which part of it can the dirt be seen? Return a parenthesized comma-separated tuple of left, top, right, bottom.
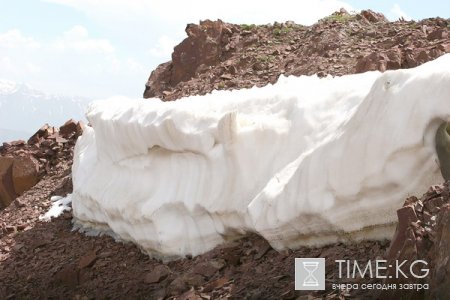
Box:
(0, 187, 389, 299)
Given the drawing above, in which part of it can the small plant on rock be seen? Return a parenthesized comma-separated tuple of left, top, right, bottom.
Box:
(240, 24, 256, 31)
(321, 12, 355, 23)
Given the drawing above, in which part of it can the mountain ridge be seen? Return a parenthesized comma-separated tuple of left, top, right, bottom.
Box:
(0, 79, 90, 143)
(144, 9, 450, 101)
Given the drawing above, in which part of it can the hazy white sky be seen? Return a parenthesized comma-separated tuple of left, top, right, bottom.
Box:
(0, 0, 448, 98)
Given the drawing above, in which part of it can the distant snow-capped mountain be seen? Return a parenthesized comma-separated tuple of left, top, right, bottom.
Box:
(0, 79, 91, 143)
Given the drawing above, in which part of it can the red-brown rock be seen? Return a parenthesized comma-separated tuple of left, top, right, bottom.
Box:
(143, 62, 172, 99)
(59, 119, 79, 138)
(12, 156, 39, 194)
(144, 20, 236, 100)
(143, 13, 449, 101)
(428, 29, 448, 40)
(355, 48, 403, 73)
(171, 20, 226, 85)
(382, 182, 450, 299)
(0, 158, 16, 209)
(78, 250, 97, 269)
(0, 119, 83, 210)
(3, 9, 450, 300)
(27, 124, 57, 145)
(428, 206, 450, 298)
(0, 156, 39, 209)
(360, 10, 388, 23)
(144, 265, 171, 283)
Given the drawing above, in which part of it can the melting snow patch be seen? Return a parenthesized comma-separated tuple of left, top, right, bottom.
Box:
(72, 54, 450, 258)
(39, 194, 72, 221)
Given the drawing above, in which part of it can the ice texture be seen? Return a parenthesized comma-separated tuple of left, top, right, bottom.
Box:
(72, 54, 450, 258)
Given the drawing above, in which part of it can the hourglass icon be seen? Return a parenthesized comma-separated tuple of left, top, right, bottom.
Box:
(302, 261, 319, 287)
(295, 258, 324, 290)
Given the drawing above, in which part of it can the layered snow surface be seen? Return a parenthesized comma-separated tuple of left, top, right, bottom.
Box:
(72, 54, 450, 258)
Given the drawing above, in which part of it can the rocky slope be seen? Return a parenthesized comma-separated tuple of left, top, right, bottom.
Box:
(0, 120, 83, 209)
(1, 9, 450, 299)
(144, 9, 449, 101)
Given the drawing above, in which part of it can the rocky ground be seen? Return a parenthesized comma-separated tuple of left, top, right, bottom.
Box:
(144, 9, 449, 101)
(0, 194, 388, 299)
(1, 9, 450, 299)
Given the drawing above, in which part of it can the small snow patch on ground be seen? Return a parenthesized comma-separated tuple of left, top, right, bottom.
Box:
(39, 194, 72, 221)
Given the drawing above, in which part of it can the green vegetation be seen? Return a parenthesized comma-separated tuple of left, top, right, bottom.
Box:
(272, 27, 292, 36)
(240, 24, 256, 31)
(321, 13, 355, 23)
(257, 55, 274, 63)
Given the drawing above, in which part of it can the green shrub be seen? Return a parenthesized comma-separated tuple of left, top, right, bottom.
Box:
(321, 13, 355, 23)
(240, 24, 256, 31)
(273, 27, 291, 36)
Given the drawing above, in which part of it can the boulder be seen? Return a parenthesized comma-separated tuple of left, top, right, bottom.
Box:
(171, 20, 229, 85)
(143, 20, 236, 99)
(355, 48, 402, 73)
(12, 156, 39, 194)
(359, 10, 388, 23)
(0, 158, 16, 209)
(59, 119, 79, 138)
(0, 155, 39, 209)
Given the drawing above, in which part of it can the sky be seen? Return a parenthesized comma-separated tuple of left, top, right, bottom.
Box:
(0, 0, 449, 99)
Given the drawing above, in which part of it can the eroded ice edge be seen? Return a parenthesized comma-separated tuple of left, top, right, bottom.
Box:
(72, 54, 450, 258)
(39, 195, 72, 221)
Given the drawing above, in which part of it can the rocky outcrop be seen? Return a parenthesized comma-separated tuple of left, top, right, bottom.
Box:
(0, 119, 83, 210)
(382, 182, 450, 299)
(144, 20, 237, 99)
(359, 9, 388, 23)
(355, 38, 450, 73)
(428, 206, 450, 298)
(143, 10, 450, 101)
(171, 20, 235, 85)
